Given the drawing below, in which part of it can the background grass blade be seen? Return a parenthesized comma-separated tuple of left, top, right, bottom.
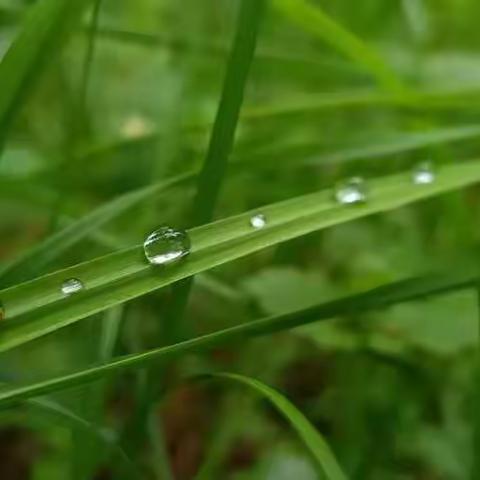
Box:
(1, 160, 480, 350)
(0, 0, 94, 155)
(189, 0, 265, 227)
(0, 173, 191, 287)
(23, 397, 139, 478)
(201, 373, 347, 480)
(168, 0, 266, 340)
(271, 0, 406, 93)
(0, 266, 478, 406)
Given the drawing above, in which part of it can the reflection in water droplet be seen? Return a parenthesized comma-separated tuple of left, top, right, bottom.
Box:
(413, 162, 435, 185)
(335, 177, 367, 205)
(0, 302, 4, 321)
(61, 278, 84, 296)
(250, 214, 267, 230)
(144, 226, 191, 266)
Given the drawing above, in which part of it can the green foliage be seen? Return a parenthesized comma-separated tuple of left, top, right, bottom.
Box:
(0, 0, 478, 478)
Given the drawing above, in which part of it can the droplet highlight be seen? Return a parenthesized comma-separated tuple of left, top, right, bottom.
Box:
(334, 177, 367, 205)
(61, 278, 84, 296)
(144, 226, 191, 266)
(250, 214, 267, 230)
(413, 162, 435, 185)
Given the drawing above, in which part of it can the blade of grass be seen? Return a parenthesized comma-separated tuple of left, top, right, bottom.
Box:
(237, 123, 480, 168)
(93, 26, 352, 70)
(80, 0, 102, 111)
(0, 0, 94, 156)
(0, 267, 478, 405)
(168, 0, 266, 341)
(14, 396, 139, 478)
(4, 121, 478, 289)
(0, 173, 191, 287)
(271, 0, 406, 94)
(473, 288, 480, 480)
(201, 373, 347, 480)
(1, 160, 480, 350)
(78, 85, 480, 161)
(71, 305, 124, 480)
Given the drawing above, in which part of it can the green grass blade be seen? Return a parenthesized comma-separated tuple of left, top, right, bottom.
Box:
(239, 123, 480, 168)
(473, 288, 480, 480)
(0, 267, 477, 405)
(23, 397, 139, 478)
(1, 160, 480, 350)
(190, 0, 265, 226)
(271, 0, 405, 93)
(203, 373, 347, 479)
(3, 122, 477, 289)
(79, 84, 480, 161)
(169, 0, 265, 339)
(80, 0, 102, 110)
(0, 173, 191, 286)
(0, 0, 94, 154)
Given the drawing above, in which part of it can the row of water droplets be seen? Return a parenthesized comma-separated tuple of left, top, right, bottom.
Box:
(59, 162, 435, 297)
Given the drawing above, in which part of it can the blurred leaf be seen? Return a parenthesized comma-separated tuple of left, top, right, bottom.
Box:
(272, 0, 406, 93)
(379, 291, 478, 354)
(2, 393, 139, 478)
(0, 0, 94, 153)
(242, 267, 334, 315)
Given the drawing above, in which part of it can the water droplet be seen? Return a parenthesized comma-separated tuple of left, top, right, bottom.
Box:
(0, 302, 4, 321)
(334, 177, 367, 205)
(61, 278, 84, 296)
(144, 226, 191, 266)
(250, 214, 267, 230)
(413, 162, 435, 185)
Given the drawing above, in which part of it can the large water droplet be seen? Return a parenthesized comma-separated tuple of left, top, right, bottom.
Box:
(250, 214, 267, 230)
(334, 177, 367, 205)
(61, 278, 84, 296)
(413, 162, 435, 185)
(144, 226, 191, 266)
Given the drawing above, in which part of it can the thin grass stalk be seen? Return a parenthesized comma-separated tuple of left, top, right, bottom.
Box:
(167, 0, 266, 342)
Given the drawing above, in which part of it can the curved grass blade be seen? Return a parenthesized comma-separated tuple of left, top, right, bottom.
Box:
(271, 0, 405, 94)
(0, 173, 191, 287)
(0, 0, 94, 155)
(0, 267, 478, 406)
(201, 373, 347, 480)
(1, 160, 480, 350)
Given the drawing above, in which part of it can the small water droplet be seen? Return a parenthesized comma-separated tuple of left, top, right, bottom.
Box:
(144, 226, 191, 266)
(334, 177, 367, 205)
(413, 162, 435, 185)
(250, 214, 267, 230)
(0, 302, 4, 321)
(61, 278, 84, 296)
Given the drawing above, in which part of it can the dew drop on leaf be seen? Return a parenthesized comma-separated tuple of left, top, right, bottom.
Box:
(61, 278, 84, 296)
(144, 226, 191, 266)
(334, 177, 367, 205)
(413, 162, 435, 185)
(250, 214, 267, 230)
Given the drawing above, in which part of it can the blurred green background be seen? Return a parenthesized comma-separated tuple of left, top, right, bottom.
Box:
(0, 0, 479, 478)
